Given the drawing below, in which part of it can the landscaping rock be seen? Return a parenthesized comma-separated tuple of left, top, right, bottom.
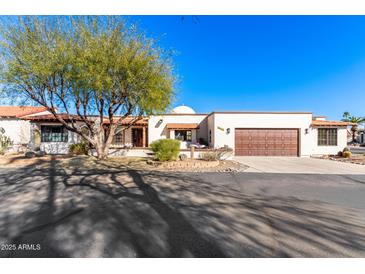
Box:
(179, 154, 188, 161)
(25, 151, 36, 158)
(36, 151, 46, 157)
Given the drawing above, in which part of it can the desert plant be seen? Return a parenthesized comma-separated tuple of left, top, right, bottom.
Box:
(200, 151, 219, 161)
(342, 112, 365, 143)
(200, 147, 233, 161)
(0, 127, 13, 154)
(342, 151, 352, 158)
(150, 139, 180, 161)
(69, 142, 89, 155)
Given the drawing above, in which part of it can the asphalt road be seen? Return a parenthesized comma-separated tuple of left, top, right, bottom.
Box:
(1, 163, 365, 257)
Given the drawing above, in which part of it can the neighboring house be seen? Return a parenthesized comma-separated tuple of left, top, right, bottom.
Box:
(358, 128, 365, 145)
(0, 105, 350, 157)
(0, 106, 51, 151)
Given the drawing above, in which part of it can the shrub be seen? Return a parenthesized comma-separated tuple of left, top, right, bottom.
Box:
(200, 151, 219, 161)
(342, 151, 352, 158)
(343, 147, 350, 152)
(200, 147, 233, 161)
(0, 127, 13, 155)
(69, 142, 89, 155)
(337, 151, 343, 157)
(150, 139, 180, 161)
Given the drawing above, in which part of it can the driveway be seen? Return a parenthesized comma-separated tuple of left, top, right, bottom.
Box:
(235, 156, 365, 174)
(350, 146, 365, 155)
(1, 158, 365, 257)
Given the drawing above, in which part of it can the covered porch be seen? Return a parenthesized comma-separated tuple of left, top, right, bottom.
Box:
(165, 123, 200, 149)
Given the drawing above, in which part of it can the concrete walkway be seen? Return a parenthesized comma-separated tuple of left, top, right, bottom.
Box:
(234, 157, 365, 174)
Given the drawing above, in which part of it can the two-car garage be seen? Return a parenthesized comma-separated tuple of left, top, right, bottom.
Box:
(234, 128, 299, 156)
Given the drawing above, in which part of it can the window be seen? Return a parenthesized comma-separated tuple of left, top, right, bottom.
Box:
(113, 132, 124, 144)
(41, 126, 68, 142)
(318, 128, 337, 146)
(175, 130, 192, 142)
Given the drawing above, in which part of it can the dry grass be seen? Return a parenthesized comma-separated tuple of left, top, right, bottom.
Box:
(0, 154, 58, 168)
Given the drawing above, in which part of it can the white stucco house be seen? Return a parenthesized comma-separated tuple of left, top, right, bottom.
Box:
(0, 105, 351, 157)
(0, 106, 51, 151)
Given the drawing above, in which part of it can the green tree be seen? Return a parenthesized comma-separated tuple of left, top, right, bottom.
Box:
(342, 112, 365, 143)
(0, 16, 175, 159)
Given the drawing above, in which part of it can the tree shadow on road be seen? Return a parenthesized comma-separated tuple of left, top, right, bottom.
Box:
(1, 157, 365, 257)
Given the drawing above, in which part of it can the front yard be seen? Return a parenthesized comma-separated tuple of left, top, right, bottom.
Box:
(0, 154, 245, 172)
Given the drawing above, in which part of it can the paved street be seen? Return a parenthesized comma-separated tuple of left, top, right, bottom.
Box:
(1, 158, 365, 257)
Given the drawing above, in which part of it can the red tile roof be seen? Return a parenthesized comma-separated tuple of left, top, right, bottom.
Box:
(103, 117, 148, 125)
(311, 120, 353, 127)
(166, 123, 199, 129)
(0, 106, 47, 118)
(23, 114, 82, 121)
(23, 114, 148, 125)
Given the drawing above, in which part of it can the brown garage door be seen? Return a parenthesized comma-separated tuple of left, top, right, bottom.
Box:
(235, 129, 299, 156)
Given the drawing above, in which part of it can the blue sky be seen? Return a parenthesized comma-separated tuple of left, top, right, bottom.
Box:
(131, 16, 365, 120)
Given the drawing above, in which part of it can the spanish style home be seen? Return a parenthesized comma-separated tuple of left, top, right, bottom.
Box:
(0, 105, 351, 157)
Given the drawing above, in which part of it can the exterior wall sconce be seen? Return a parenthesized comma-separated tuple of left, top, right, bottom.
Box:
(155, 119, 163, 128)
(226, 128, 231, 134)
(305, 128, 309, 134)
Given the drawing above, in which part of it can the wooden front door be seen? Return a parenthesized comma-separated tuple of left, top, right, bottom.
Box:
(132, 128, 143, 147)
(235, 129, 299, 156)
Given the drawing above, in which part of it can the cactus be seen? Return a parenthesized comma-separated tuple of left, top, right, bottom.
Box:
(0, 127, 13, 154)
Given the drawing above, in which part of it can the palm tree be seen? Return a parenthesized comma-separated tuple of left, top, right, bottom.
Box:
(342, 112, 365, 143)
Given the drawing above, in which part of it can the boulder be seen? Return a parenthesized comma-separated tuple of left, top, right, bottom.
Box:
(25, 151, 36, 158)
(179, 154, 188, 161)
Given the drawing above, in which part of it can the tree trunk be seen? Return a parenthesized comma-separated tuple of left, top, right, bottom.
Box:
(93, 123, 117, 160)
(352, 125, 358, 143)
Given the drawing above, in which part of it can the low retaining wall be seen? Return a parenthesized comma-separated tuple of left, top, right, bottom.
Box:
(90, 148, 153, 158)
(158, 159, 220, 169)
(80, 147, 233, 160)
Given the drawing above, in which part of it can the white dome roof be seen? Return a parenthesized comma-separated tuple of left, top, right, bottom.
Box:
(171, 105, 196, 114)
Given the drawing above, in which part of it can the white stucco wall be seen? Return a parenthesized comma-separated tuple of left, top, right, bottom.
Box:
(310, 127, 347, 155)
(148, 114, 208, 147)
(0, 118, 31, 145)
(207, 114, 214, 147)
(210, 112, 313, 156)
(40, 129, 79, 154)
(210, 112, 348, 157)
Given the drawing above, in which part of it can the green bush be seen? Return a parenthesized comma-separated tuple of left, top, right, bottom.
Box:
(69, 142, 89, 155)
(150, 139, 180, 161)
(343, 147, 350, 152)
(342, 151, 352, 158)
